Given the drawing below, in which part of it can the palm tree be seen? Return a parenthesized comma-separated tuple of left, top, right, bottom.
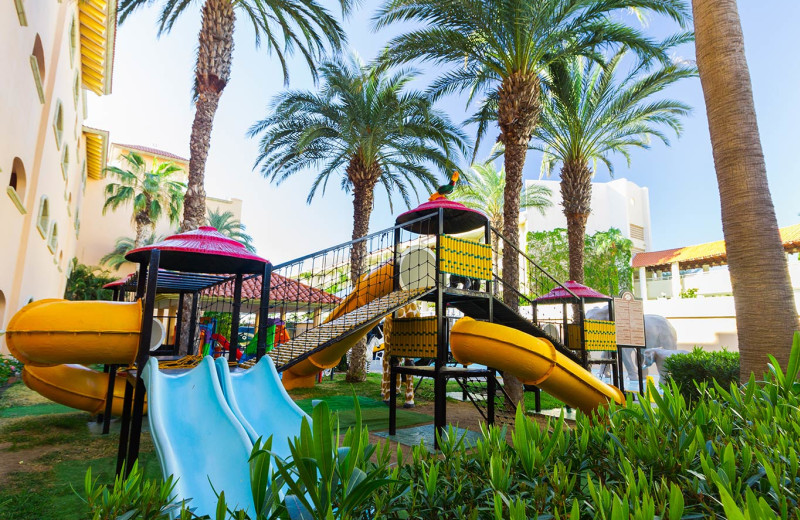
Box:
(375, 0, 691, 314)
(103, 152, 185, 247)
(249, 55, 469, 381)
(691, 0, 799, 377)
(532, 51, 694, 284)
(101, 234, 165, 271)
(207, 208, 256, 252)
(118, 0, 351, 232)
(452, 160, 552, 254)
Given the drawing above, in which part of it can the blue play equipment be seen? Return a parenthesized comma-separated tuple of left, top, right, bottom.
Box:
(215, 356, 308, 458)
(143, 356, 309, 517)
(142, 357, 255, 517)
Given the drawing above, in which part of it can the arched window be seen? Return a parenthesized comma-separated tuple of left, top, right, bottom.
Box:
(53, 100, 64, 148)
(61, 145, 69, 179)
(48, 222, 59, 253)
(31, 34, 45, 103)
(0, 290, 6, 329)
(73, 73, 80, 108)
(36, 196, 50, 237)
(7, 157, 26, 214)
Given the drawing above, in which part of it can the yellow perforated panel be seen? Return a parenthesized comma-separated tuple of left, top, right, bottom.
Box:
(385, 316, 438, 358)
(439, 235, 492, 281)
(568, 320, 617, 351)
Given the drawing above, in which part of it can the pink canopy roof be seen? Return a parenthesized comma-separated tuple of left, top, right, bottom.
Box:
(535, 281, 611, 302)
(395, 198, 488, 234)
(125, 226, 268, 274)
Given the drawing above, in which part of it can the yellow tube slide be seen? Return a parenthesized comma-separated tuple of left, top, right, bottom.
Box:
(450, 317, 625, 414)
(282, 263, 395, 389)
(6, 299, 143, 414)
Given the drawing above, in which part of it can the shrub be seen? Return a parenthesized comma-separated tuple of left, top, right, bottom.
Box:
(82, 460, 195, 519)
(0, 355, 23, 386)
(111, 334, 800, 519)
(662, 347, 740, 401)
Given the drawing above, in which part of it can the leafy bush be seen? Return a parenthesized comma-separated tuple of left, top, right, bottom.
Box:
(0, 355, 23, 386)
(110, 334, 800, 519)
(83, 460, 195, 519)
(64, 259, 117, 301)
(662, 347, 740, 401)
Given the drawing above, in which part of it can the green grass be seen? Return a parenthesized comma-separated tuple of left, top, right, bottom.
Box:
(0, 452, 161, 520)
(0, 402, 78, 418)
(0, 413, 91, 451)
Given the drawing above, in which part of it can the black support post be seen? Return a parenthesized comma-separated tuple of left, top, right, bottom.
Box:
(188, 292, 199, 352)
(229, 273, 243, 362)
(174, 292, 185, 350)
(257, 264, 272, 360)
(115, 377, 134, 475)
(102, 364, 117, 434)
(434, 208, 446, 449)
(125, 249, 160, 476)
(389, 360, 397, 435)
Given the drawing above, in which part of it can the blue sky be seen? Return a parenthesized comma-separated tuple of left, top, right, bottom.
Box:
(87, 2, 800, 263)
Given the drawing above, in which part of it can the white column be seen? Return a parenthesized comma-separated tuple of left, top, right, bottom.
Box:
(639, 267, 648, 300)
(671, 262, 681, 298)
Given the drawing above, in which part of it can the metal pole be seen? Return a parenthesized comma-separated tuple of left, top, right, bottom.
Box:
(257, 263, 272, 360)
(389, 360, 397, 435)
(487, 371, 495, 425)
(126, 249, 160, 475)
(229, 273, 244, 363)
(392, 225, 401, 292)
(115, 378, 134, 476)
(485, 222, 493, 321)
(174, 292, 185, 351)
(188, 292, 199, 354)
(102, 364, 117, 434)
(434, 207, 446, 448)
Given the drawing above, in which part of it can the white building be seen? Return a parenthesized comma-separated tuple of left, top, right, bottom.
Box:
(524, 178, 652, 253)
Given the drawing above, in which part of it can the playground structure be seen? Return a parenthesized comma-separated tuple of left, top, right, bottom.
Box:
(4, 199, 634, 515)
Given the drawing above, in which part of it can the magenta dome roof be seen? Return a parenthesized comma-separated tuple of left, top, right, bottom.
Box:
(125, 226, 268, 274)
(535, 281, 611, 303)
(396, 199, 488, 234)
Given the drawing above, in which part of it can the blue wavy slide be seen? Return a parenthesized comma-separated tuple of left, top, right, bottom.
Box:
(143, 356, 309, 517)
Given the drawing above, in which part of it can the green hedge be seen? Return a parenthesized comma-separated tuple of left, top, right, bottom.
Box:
(88, 334, 800, 520)
(0, 355, 23, 387)
(662, 347, 739, 401)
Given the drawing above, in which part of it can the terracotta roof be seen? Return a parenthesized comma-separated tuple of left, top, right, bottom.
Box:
(203, 273, 341, 306)
(633, 223, 800, 270)
(114, 143, 189, 163)
(535, 280, 611, 302)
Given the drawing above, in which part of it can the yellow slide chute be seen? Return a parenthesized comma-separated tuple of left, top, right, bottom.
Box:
(5, 299, 146, 415)
(280, 262, 395, 390)
(450, 317, 625, 414)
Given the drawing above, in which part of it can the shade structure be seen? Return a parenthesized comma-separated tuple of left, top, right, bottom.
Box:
(534, 281, 611, 304)
(126, 226, 268, 274)
(395, 199, 488, 235)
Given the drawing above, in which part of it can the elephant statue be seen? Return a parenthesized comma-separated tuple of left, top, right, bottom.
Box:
(585, 307, 678, 382)
(643, 347, 690, 378)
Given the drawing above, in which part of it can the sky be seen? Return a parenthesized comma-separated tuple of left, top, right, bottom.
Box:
(86, 2, 800, 264)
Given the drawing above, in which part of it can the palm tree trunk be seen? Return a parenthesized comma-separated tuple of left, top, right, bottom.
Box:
(346, 157, 378, 382)
(181, 0, 235, 232)
(134, 221, 148, 249)
(497, 71, 541, 406)
(560, 160, 593, 284)
(692, 0, 799, 379)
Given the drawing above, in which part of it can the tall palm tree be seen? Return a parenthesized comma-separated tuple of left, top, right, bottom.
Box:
(249, 55, 469, 381)
(453, 160, 552, 254)
(532, 51, 694, 284)
(692, 0, 799, 377)
(101, 234, 165, 271)
(206, 208, 256, 252)
(103, 152, 185, 247)
(375, 0, 691, 316)
(118, 0, 351, 232)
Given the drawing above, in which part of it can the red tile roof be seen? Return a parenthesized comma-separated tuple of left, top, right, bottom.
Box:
(114, 143, 188, 163)
(203, 273, 341, 306)
(633, 223, 800, 270)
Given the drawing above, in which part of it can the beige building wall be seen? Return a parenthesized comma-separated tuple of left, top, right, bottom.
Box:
(0, 1, 103, 353)
(76, 143, 244, 277)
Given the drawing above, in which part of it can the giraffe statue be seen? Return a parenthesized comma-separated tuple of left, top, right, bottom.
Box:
(381, 302, 419, 407)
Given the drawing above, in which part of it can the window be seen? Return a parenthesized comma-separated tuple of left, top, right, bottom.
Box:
(61, 145, 69, 180)
(67, 192, 73, 215)
(53, 100, 64, 148)
(36, 196, 50, 238)
(81, 161, 87, 193)
(629, 224, 645, 241)
(31, 34, 45, 103)
(48, 222, 59, 253)
(7, 157, 27, 214)
(69, 17, 77, 66)
(73, 73, 80, 108)
(0, 290, 5, 328)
